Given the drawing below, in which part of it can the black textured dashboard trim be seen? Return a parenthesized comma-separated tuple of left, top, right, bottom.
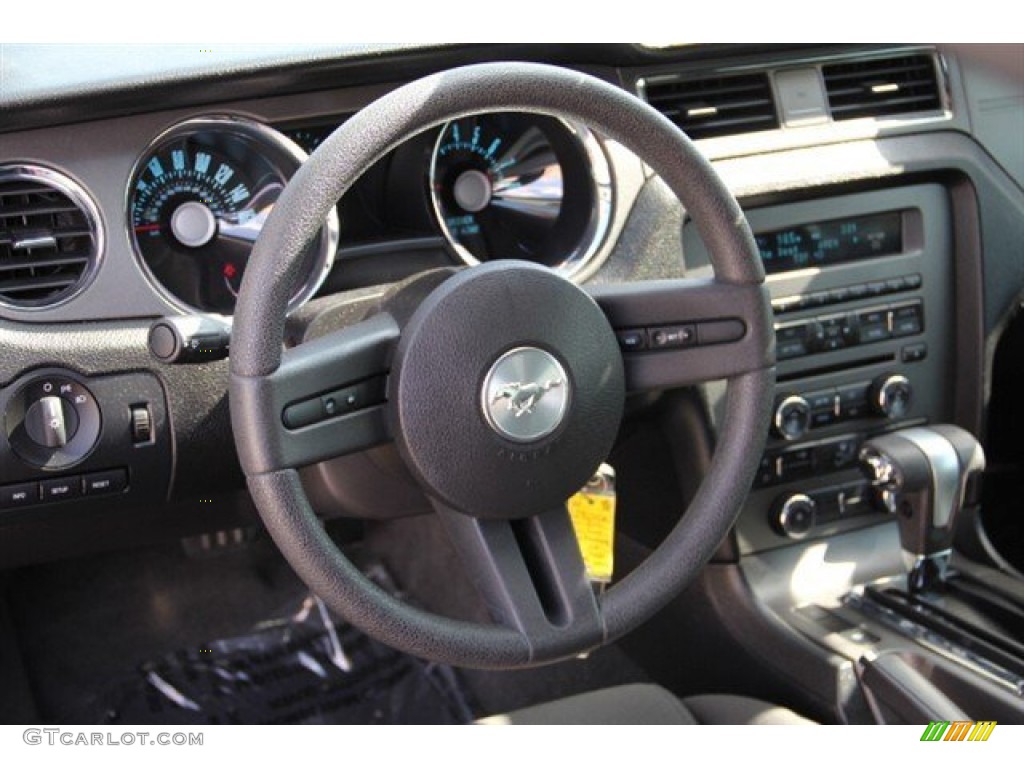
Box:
(0, 318, 241, 500)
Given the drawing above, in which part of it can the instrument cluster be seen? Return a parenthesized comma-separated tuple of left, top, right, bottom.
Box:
(126, 112, 613, 315)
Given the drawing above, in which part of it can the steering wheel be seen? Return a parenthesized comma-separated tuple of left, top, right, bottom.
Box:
(229, 62, 775, 669)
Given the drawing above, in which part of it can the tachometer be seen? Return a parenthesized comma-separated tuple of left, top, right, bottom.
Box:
(429, 113, 612, 280)
(128, 117, 338, 314)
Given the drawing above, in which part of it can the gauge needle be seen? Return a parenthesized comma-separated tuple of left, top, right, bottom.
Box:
(134, 224, 162, 233)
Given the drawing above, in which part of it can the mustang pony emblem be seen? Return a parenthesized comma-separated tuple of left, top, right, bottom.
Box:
(491, 379, 564, 418)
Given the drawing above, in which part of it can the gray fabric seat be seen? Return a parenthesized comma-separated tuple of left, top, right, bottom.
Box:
(478, 683, 815, 725)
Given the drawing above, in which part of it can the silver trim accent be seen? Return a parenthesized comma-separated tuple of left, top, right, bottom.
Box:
(125, 115, 339, 316)
(776, 493, 816, 540)
(875, 374, 912, 418)
(481, 347, 570, 443)
(0, 164, 105, 312)
(773, 394, 811, 441)
(428, 113, 613, 283)
(897, 427, 961, 530)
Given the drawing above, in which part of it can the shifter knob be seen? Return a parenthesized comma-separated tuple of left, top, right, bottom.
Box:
(859, 425, 985, 591)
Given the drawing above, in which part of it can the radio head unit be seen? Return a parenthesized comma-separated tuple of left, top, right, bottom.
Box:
(755, 212, 904, 274)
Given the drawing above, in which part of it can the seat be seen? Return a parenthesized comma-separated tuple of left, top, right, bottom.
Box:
(477, 683, 816, 725)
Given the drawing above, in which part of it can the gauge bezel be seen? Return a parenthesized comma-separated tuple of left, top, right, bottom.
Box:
(0, 164, 105, 312)
(428, 113, 613, 282)
(125, 115, 339, 316)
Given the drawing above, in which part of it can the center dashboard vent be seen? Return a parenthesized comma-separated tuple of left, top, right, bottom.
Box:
(823, 53, 943, 121)
(0, 166, 102, 309)
(640, 72, 779, 140)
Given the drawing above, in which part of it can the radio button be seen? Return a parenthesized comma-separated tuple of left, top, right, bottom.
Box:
(828, 286, 850, 304)
(838, 382, 871, 420)
(891, 303, 924, 337)
(866, 281, 887, 297)
(811, 410, 838, 428)
(847, 284, 869, 301)
(884, 277, 907, 293)
(805, 389, 837, 412)
(901, 343, 928, 363)
(804, 320, 826, 353)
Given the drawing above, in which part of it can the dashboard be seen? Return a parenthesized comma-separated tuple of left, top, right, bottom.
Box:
(1, 43, 1023, 573)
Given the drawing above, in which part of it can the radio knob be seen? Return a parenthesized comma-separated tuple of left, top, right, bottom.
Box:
(872, 374, 913, 419)
(804, 321, 826, 353)
(772, 493, 817, 539)
(773, 395, 811, 441)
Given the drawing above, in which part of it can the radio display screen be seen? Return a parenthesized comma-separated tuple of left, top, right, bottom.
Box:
(755, 212, 903, 275)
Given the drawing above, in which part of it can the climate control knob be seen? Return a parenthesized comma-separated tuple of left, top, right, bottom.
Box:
(871, 374, 913, 419)
(772, 493, 817, 539)
(773, 395, 811, 441)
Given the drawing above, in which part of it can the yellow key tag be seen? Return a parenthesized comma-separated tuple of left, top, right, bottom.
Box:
(568, 463, 616, 584)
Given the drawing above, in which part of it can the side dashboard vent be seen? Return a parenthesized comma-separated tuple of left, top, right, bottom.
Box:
(0, 166, 102, 308)
(823, 53, 943, 121)
(641, 72, 779, 140)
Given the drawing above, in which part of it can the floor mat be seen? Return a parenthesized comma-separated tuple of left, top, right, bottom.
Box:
(7, 542, 473, 725)
(99, 592, 473, 725)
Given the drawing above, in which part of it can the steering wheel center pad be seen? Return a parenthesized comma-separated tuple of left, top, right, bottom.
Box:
(391, 261, 624, 520)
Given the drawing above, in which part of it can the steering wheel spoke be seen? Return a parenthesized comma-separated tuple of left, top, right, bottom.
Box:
(589, 278, 775, 391)
(435, 502, 604, 656)
(232, 312, 399, 473)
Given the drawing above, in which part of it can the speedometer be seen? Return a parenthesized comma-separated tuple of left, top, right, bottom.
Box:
(429, 112, 612, 280)
(128, 117, 338, 314)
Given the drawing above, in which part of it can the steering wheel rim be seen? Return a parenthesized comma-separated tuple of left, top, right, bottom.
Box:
(229, 62, 775, 669)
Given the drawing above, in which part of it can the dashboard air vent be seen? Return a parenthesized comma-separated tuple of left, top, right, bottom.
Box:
(0, 166, 102, 308)
(823, 53, 942, 121)
(641, 72, 779, 140)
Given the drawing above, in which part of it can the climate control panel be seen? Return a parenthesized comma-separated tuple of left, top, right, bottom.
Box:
(771, 373, 914, 443)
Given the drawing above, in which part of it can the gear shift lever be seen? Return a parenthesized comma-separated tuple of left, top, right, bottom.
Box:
(859, 425, 985, 592)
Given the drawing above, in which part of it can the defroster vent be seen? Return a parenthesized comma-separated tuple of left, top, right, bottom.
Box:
(0, 166, 103, 308)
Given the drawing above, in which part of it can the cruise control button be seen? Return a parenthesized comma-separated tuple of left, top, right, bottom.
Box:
(697, 319, 745, 346)
(41, 476, 81, 502)
(616, 329, 647, 351)
(83, 469, 128, 496)
(649, 325, 696, 349)
(282, 398, 323, 429)
(0, 482, 40, 510)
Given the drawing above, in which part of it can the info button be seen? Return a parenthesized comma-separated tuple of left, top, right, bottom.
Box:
(0, 482, 40, 510)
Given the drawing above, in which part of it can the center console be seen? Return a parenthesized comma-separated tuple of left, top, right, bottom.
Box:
(687, 183, 954, 553)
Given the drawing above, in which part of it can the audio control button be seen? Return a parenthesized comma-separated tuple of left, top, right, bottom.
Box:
(773, 493, 817, 539)
(773, 395, 812, 441)
(871, 374, 913, 419)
